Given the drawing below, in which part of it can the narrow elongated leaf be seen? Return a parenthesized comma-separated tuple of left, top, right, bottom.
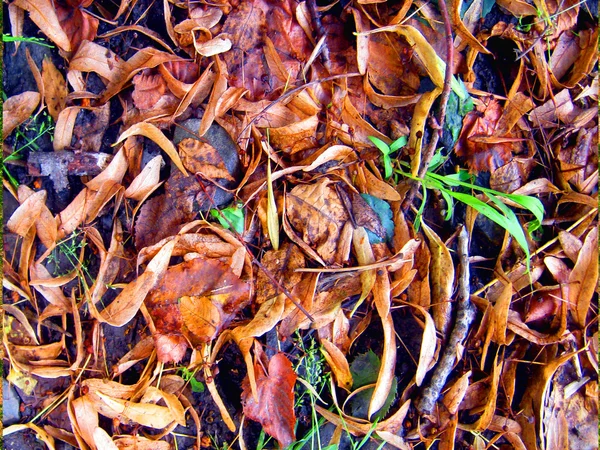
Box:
(115, 123, 188, 176)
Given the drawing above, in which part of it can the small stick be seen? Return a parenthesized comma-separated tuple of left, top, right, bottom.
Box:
(401, 0, 454, 212)
(416, 226, 475, 416)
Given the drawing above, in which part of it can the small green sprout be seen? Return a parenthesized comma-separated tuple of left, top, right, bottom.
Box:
(210, 203, 244, 234)
(177, 366, 204, 393)
(368, 135, 407, 180)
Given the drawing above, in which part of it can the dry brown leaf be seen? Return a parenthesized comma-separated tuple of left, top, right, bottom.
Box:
(286, 179, 349, 265)
(124, 155, 163, 201)
(29, 263, 71, 311)
(131, 71, 168, 110)
(94, 391, 179, 429)
(369, 268, 396, 418)
(558, 231, 582, 263)
(321, 338, 353, 390)
(268, 115, 319, 154)
(53, 106, 80, 151)
(241, 352, 297, 448)
(569, 227, 598, 327)
(145, 256, 250, 362)
(491, 282, 512, 344)
(2, 91, 41, 137)
(13, 0, 71, 51)
(7, 188, 46, 237)
(41, 56, 67, 121)
(115, 122, 188, 176)
(352, 227, 376, 314)
(422, 223, 454, 337)
(91, 239, 176, 327)
(455, 98, 518, 172)
(412, 303, 437, 387)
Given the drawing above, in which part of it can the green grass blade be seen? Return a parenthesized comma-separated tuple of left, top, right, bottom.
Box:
(368, 136, 391, 155)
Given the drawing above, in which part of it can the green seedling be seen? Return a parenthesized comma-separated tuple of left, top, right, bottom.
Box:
(393, 155, 544, 272)
(177, 366, 204, 393)
(368, 135, 407, 180)
(210, 203, 244, 234)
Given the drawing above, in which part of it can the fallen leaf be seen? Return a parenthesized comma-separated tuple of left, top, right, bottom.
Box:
(286, 179, 350, 265)
(115, 122, 188, 176)
(13, 0, 71, 51)
(55, 0, 99, 52)
(569, 227, 598, 327)
(455, 98, 518, 172)
(241, 352, 297, 448)
(145, 256, 250, 362)
(2, 91, 41, 137)
(41, 56, 67, 122)
(422, 223, 454, 336)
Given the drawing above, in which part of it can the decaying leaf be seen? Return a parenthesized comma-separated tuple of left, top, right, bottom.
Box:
(286, 179, 350, 265)
(145, 256, 250, 362)
(241, 352, 297, 448)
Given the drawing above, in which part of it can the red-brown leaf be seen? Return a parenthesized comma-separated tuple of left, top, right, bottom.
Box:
(241, 352, 297, 448)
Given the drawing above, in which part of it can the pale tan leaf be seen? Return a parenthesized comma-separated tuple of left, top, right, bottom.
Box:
(198, 57, 227, 136)
(115, 122, 188, 176)
(71, 395, 99, 449)
(558, 231, 582, 263)
(30, 263, 71, 311)
(194, 35, 232, 56)
(302, 145, 357, 172)
(13, 0, 71, 52)
(124, 155, 163, 200)
(8, 4, 24, 51)
(442, 370, 472, 415)
(2, 91, 41, 137)
(492, 283, 512, 345)
(361, 167, 402, 202)
(93, 240, 176, 326)
(369, 271, 396, 418)
(352, 7, 370, 75)
(266, 157, 280, 250)
(352, 227, 376, 315)
(95, 392, 176, 429)
(141, 386, 186, 426)
(413, 303, 437, 386)
(53, 106, 80, 151)
(93, 427, 118, 450)
(233, 296, 285, 343)
(7, 189, 46, 236)
(113, 437, 171, 450)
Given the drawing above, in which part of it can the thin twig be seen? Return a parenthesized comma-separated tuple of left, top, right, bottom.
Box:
(416, 226, 475, 416)
(401, 0, 454, 212)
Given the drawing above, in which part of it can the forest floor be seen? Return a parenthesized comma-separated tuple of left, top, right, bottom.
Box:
(2, 0, 599, 449)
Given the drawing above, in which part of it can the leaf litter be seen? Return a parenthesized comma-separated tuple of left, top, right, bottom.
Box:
(2, 0, 597, 449)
